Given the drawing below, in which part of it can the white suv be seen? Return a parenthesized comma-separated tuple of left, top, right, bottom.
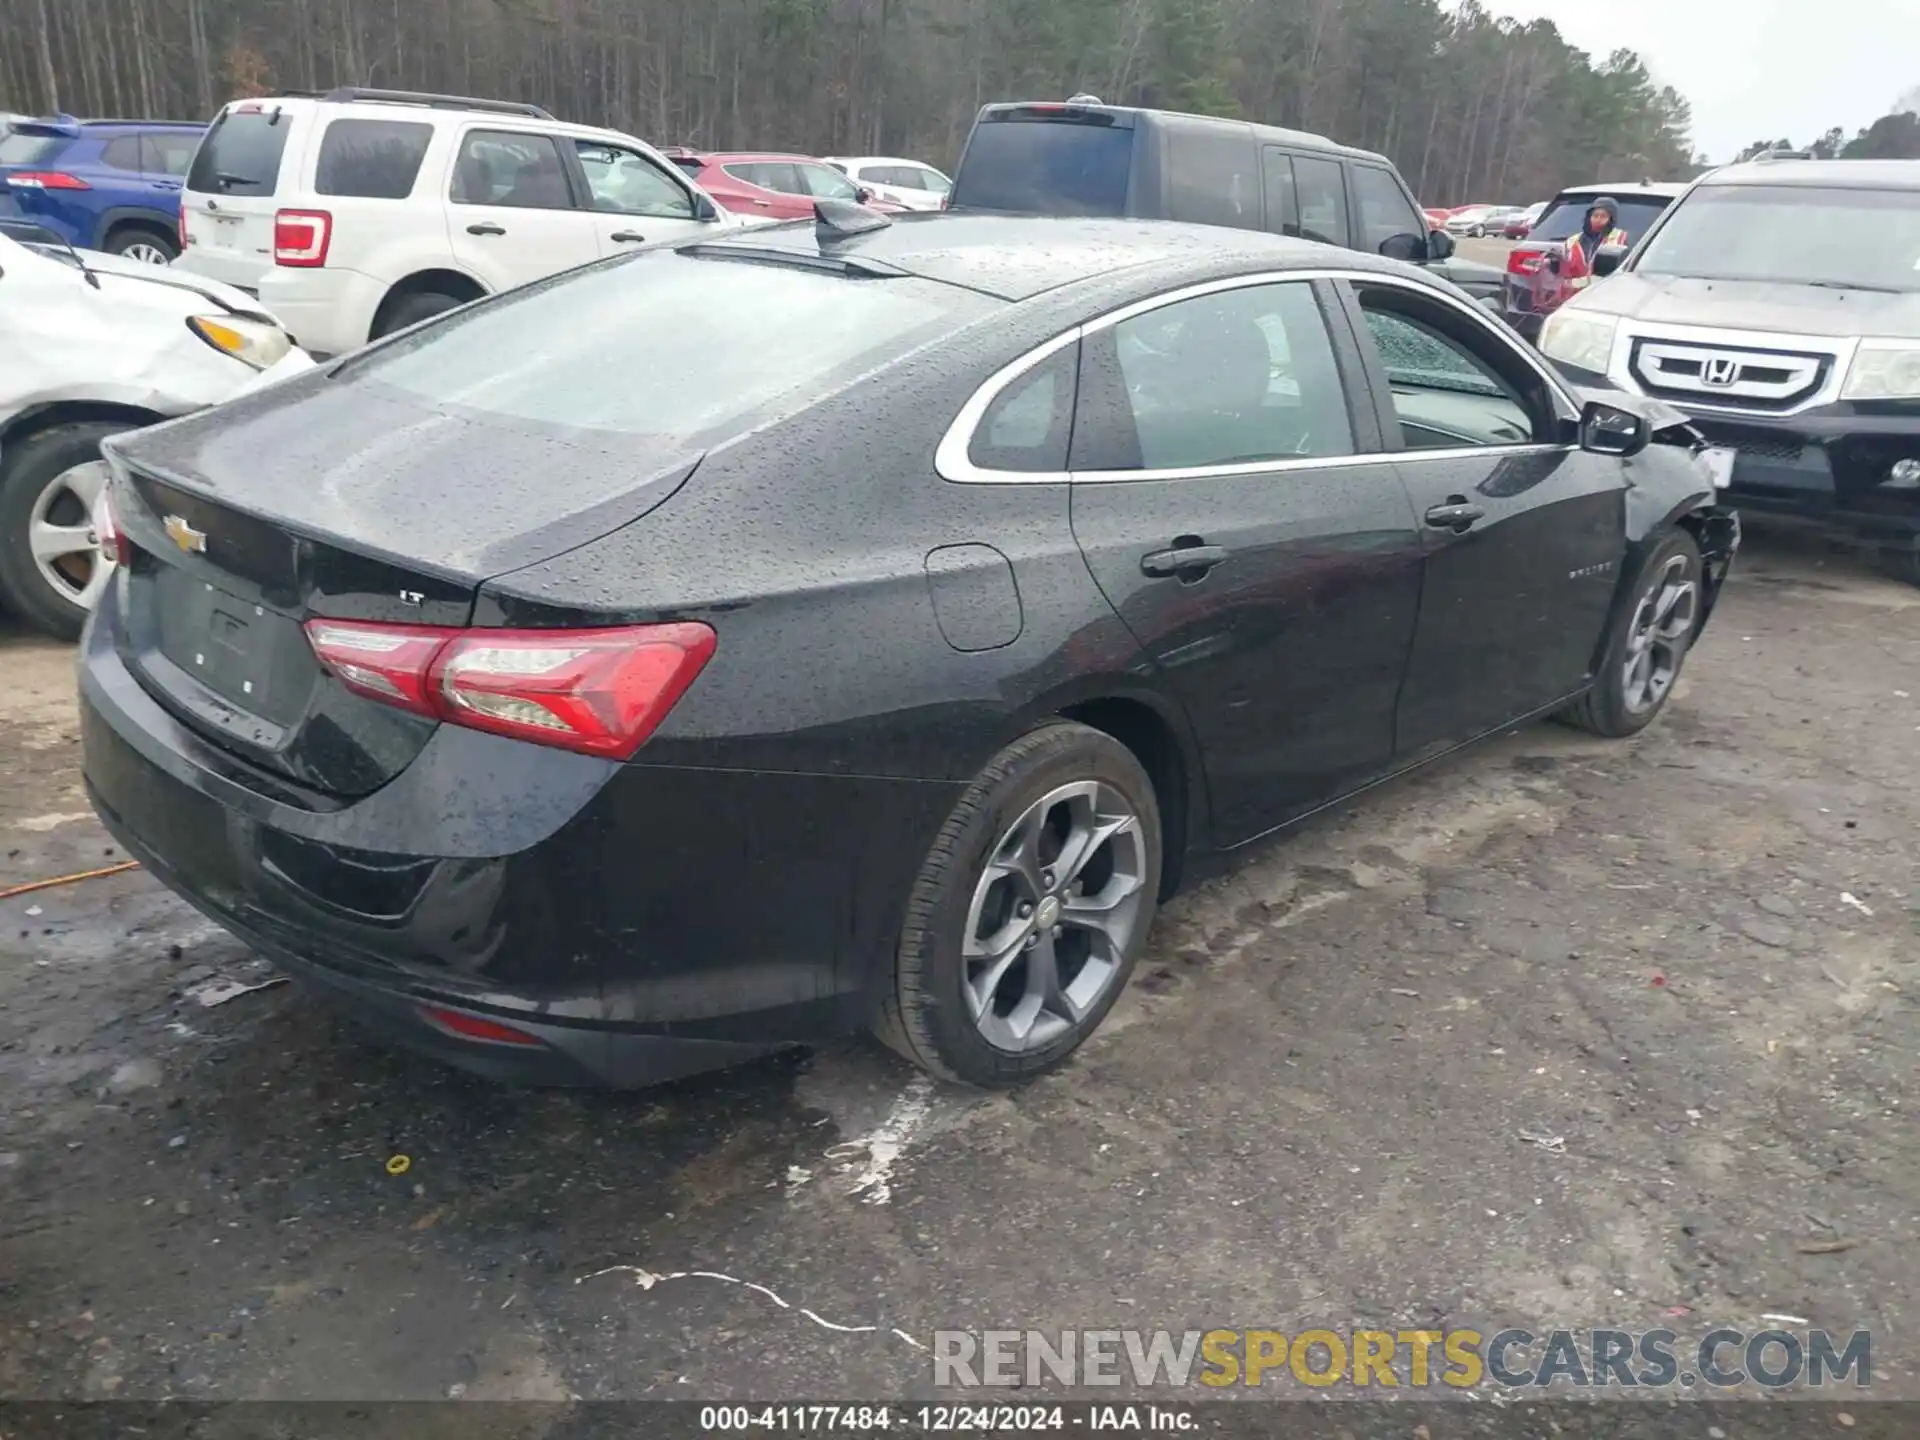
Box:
(174, 88, 736, 357)
(823, 156, 951, 212)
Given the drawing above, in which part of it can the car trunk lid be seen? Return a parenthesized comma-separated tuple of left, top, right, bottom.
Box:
(105, 373, 704, 800)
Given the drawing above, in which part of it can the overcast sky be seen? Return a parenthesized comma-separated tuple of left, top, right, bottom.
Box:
(1489, 0, 1920, 162)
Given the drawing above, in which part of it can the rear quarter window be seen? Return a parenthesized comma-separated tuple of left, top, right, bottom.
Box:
(186, 108, 293, 197)
(315, 118, 434, 199)
(0, 132, 68, 165)
(1166, 127, 1259, 230)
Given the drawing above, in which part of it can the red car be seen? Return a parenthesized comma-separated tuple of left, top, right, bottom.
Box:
(660, 149, 905, 221)
(1500, 182, 1686, 342)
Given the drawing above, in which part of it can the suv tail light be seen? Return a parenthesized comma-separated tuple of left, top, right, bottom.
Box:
(303, 620, 717, 759)
(6, 171, 90, 190)
(1508, 246, 1545, 276)
(274, 208, 332, 267)
(178, 199, 190, 248)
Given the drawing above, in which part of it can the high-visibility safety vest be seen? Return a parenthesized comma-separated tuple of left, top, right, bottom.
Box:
(1561, 228, 1629, 288)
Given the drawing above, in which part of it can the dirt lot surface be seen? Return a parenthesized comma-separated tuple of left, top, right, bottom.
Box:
(2, 528, 1916, 1425)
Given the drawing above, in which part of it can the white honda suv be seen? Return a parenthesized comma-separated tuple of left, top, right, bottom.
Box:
(174, 88, 737, 357)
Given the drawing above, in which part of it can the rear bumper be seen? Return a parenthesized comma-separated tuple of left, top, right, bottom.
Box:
(256, 266, 389, 358)
(78, 596, 958, 1086)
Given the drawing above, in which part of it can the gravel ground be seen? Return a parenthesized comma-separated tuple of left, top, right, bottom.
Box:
(1, 526, 1915, 1425)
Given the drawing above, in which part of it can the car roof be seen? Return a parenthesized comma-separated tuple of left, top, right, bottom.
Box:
(976, 101, 1386, 167)
(1698, 157, 1920, 190)
(701, 151, 834, 164)
(1549, 182, 1688, 201)
(830, 155, 937, 169)
(691, 211, 1424, 303)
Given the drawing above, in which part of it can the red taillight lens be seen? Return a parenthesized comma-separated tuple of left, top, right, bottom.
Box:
(419, 1005, 545, 1047)
(302, 619, 716, 759)
(178, 199, 190, 248)
(91, 483, 131, 566)
(273, 208, 332, 267)
(7, 171, 91, 190)
(1508, 247, 1544, 276)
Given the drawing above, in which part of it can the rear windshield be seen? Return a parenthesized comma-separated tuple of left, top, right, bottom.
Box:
(0, 131, 68, 165)
(315, 118, 433, 199)
(186, 108, 291, 196)
(950, 117, 1134, 217)
(357, 249, 1000, 441)
(1530, 193, 1672, 245)
(1633, 183, 1920, 293)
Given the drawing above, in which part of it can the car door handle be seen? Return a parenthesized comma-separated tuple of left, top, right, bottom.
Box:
(751, 199, 772, 207)
(1140, 543, 1229, 579)
(155, 180, 182, 192)
(609, 230, 647, 243)
(466, 222, 506, 237)
(1423, 501, 1486, 532)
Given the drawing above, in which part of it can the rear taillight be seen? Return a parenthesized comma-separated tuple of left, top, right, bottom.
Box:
(419, 1005, 545, 1047)
(7, 171, 90, 190)
(273, 208, 332, 267)
(303, 620, 716, 759)
(1508, 247, 1545, 276)
(178, 199, 190, 248)
(91, 483, 131, 566)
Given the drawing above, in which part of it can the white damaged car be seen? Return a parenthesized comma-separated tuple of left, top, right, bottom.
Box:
(0, 225, 312, 638)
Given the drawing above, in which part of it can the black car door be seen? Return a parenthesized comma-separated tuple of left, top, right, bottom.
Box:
(1067, 275, 1426, 848)
(1330, 276, 1628, 757)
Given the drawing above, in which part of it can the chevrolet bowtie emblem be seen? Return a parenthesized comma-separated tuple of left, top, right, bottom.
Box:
(163, 515, 207, 554)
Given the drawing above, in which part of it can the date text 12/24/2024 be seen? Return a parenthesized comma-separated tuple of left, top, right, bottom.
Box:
(699, 1406, 1191, 1432)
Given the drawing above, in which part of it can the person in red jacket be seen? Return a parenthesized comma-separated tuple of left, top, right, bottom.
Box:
(1558, 196, 1630, 290)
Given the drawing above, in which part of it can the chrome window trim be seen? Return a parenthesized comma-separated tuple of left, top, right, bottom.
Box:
(1602, 318, 1856, 418)
(936, 267, 1580, 486)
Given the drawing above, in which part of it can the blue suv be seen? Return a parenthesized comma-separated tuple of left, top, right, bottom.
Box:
(0, 116, 205, 263)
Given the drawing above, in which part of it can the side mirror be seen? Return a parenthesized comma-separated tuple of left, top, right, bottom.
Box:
(854, 184, 875, 205)
(1591, 242, 1628, 278)
(1377, 231, 1426, 264)
(1426, 228, 1456, 261)
(691, 191, 720, 222)
(1580, 400, 1649, 458)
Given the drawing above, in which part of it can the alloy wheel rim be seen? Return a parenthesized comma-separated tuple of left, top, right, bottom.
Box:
(122, 242, 171, 265)
(29, 460, 113, 612)
(963, 780, 1147, 1054)
(1621, 554, 1697, 715)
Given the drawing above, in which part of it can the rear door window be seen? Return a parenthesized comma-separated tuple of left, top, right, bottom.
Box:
(315, 118, 433, 199)
(950, 117, 1134, 217)
(1167, 127, 1258, 230)
(143, 133, 200, 176)
(725, 161, 803, 194)
(100, 136, 146, 171)
(186, 107, 291, 196)
(450, 130, 576, 210)
(1351, 165, 1424, 253)
(1290, 154, 1349, 247)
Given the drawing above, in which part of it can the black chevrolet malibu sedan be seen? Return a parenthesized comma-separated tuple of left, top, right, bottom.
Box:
(79, 209, 1739, 1088)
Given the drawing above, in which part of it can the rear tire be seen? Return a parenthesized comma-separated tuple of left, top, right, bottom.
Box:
(0, 421, 133, 641)
(875, 721, 1161, 1086)
(371, 290, 466, 340)
(105, 226, 178, 265)
(1558, 530, 1704, 738)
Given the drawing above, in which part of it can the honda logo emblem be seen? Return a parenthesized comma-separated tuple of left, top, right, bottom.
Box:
(1701, 356, 1741, 388)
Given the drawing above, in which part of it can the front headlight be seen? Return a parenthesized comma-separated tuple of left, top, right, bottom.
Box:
(1842, 341, 1920, 401)
(187, 314, 293, 371)
(1539, 308, 1619, 375)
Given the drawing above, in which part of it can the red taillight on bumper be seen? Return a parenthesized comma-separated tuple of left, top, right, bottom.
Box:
(6, 171, 90, 190)
(418, 1005, 545, 1047)
(178, 199, 190, 248)
(274, 208, 332, 267)
(1508, 246, 1545, 276)
(303, 619, 717, 759)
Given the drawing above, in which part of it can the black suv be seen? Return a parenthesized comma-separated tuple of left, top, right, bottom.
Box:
(948, 99, 1503, 301)
(1537, 157, 1920, 579)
